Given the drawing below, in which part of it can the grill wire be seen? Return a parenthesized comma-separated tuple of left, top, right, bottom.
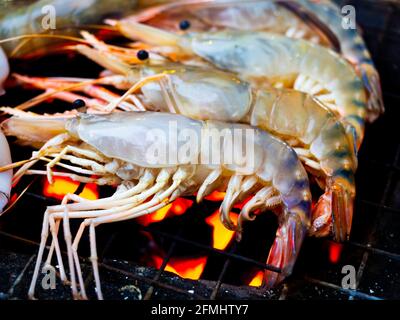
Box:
(0, 0, 400, 300)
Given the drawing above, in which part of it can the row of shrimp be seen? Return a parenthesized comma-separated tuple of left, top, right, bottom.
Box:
(0, 0, 383, 300)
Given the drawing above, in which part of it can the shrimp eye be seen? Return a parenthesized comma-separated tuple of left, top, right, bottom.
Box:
(179, 20, 191, 31)
(137, 50, 149, 61)
(72, 99, 86, 108)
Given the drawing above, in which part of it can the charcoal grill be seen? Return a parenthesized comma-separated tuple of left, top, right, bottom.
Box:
(1, 0, 400, 300)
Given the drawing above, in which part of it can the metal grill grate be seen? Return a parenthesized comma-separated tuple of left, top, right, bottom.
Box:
(1, 0, 400, 300)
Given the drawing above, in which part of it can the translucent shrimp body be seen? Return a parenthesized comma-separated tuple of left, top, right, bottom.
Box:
(112, 22, 368, 150)
(4, 60, 357, 240)
(128, 64, 357, 241)
(250, 89, 356, 240)
(131, 0, 327, 45)
(131, 0, 382, 121)
(296, 0, 383, 121)
(1, 112, 311, 298)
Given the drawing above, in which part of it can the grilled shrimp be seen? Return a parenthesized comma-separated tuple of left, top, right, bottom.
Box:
(0, 128, 12, 214)
(1, 112, 311, 299)
(130, 0, 382, 121)
(109, 22, 368, 151)
(131, 64, 356, 241)
(130, 0, 330, 45)
(4, 58, 357, 241)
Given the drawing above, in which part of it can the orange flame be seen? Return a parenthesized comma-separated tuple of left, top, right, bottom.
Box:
(249, 271, 264, 287)
(138, 203, 173, 226)
(43, 176, 99, 200)
(205, 210, 237, 250)
(204, 191, 226, 202)
(329, 242, 343, 264)
(170, 198, 193, 215)
(153, 256, 207, 280)
(137, 198, 193, 226)
(233, 196, 253, 210)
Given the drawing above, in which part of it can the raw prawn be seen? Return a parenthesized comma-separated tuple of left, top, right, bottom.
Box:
(108, 22, 368, 150)
(129, 0, 382, 120)
(4, 60, 357, 241)
(130, 0, 331, 46)
(1, 111, 311, 299)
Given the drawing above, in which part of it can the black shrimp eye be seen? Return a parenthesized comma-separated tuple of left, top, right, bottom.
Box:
(137, 50, 149, 61)
(179, 20, 191, 31)
(72, 99, 86, 109)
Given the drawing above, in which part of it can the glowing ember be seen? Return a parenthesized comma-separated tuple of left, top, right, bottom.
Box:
(153, 256, 207, 280)
(138, 198, 193, 226)
(43, 176, 98, 200)
(9, 193, 18, 204)
(249, 271, 264, 287)
(204, 191, 226, 202)
(138, 203, 173, 226)
(233, 196, 253, 210)
(170, 198, 193, 215)
(329, 242, 343, 264)
(205, 210, 237, 250)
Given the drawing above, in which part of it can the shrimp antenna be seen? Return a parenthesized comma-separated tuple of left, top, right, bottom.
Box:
(9, 74, 110, 112)
(0, 34, 90, 58)
(80, 24, 117, 31)
(0, 178, 37, 217)
(0, 158, 40, 173)
(0, 34, 90, 45)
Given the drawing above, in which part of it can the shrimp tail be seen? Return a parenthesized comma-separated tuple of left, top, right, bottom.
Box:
(332, 183, 354, 242)
(311, 182, 354, 242)
(1, 115, 67, 145)
(264, 210, 308, 287)
(361, 66, 385, 122)
(343, 122, 361, 155)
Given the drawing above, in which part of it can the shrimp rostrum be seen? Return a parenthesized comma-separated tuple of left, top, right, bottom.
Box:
(12, 59, 357, 242)
(1, 112, 311, 299)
